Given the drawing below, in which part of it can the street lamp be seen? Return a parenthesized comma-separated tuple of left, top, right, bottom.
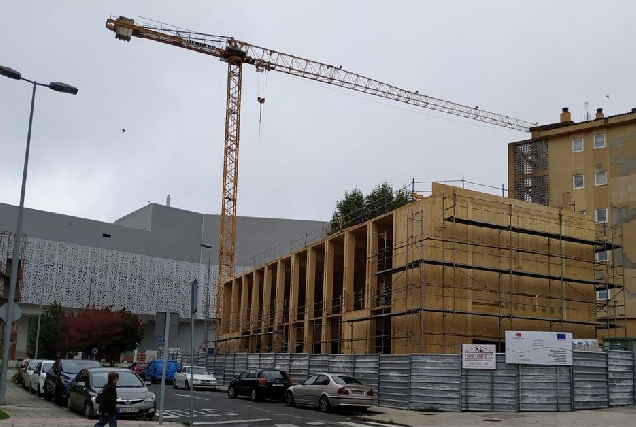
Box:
(0, 65, 78, 404)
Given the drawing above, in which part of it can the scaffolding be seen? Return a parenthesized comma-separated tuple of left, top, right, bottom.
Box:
(215, 184, 624, 354)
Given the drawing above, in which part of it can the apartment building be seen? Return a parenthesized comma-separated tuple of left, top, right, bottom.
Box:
(508, 107, 636, 337)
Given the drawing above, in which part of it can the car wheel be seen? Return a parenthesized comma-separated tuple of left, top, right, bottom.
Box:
(250, 388, 259, 402)
(84, 402, 93, 419)
(319, 395, 330, 413)
(227, 386, 237, 399)
(173, 380, 178, 389)
(185, 380, 190, 390)
(66, 396, 72, 412)
(285, 391, 295, 407)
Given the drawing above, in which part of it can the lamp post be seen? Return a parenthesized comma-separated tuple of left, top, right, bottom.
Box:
(0, 65, 78, 404)
(201, 244, 212, 354)
(34, 263, 54, 359)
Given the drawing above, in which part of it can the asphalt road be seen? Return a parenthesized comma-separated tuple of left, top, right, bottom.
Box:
(16, 380, 393, 427)
(151, 382, 390, 426)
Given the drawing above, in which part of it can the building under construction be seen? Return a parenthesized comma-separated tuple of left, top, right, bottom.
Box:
(218, 183, 625, 354)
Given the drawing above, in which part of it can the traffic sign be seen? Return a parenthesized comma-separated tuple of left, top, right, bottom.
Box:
(91, 348, 99, 355)
(157, 337, 165, 346)
(0, 303, 21, 323)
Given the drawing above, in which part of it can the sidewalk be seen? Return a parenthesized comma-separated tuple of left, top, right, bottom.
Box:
(215, 384, 636, 427)
(0, 380, 161, 427)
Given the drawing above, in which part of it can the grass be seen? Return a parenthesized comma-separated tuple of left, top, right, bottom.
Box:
(0, 410, 9, 420)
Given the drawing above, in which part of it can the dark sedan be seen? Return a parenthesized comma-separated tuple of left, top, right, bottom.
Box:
(227, 368, 291, 402)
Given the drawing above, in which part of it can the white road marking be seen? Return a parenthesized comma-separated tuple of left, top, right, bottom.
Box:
(192, 419, 272, 425)
(337, 422, 380, 427)
(175, 393, 208, 400)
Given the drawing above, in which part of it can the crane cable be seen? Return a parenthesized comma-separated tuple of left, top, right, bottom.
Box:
(256, 69, 269, 143)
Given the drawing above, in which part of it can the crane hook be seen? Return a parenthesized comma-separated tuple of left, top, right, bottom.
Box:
(257, 97, 265, 105)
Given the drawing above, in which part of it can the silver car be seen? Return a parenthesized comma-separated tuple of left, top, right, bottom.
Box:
(67, 367, 156, 420)
(285, 372, 374, 412)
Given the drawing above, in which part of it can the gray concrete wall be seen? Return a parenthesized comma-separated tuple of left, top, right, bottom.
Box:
(0, 202, 327, 266)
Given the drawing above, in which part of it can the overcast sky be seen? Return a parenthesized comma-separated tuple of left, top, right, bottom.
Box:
(1, 0, 634, 224)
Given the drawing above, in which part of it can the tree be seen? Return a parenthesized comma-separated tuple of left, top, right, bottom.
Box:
(328, 182, 410, 234)
(62, 306, 144, 365)
(329, 188, 364, 234)
(27, 302, 65, 359)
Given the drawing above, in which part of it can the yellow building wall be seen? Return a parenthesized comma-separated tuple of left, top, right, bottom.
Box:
(510, 112, 636, 338)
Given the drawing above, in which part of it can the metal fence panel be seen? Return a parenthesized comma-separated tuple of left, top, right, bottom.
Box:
(259, 353, 275, 369)
(608, 351, 635, 407)
(462, 367, 496, 412)
(378, 354, 411, 410)
(410, 354, 461, 412)
(573, 351, 609, 410)
(353, 355, 380, 405)
(491, 354, 518, 412)
(519, 365, 571, 412)
(274, 353, 291, 374)
(290, 354, 310, 384)
(223, 353, 235, 385)
(247, 353, 261, 369)
(329, 355, 354, 376)
(234, 353, 248, 377)
(309, 354, 329, 375)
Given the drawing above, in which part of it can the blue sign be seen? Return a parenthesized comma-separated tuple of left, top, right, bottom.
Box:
(157, 337, 165, 346)
(91, 348, 99, 355)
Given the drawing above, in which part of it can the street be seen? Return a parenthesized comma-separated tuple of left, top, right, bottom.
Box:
(15, 380, 395, 427)
(151, 383, 392, 426)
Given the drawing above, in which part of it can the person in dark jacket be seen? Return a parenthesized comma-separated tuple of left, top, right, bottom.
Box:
(94, 371, 120, 427)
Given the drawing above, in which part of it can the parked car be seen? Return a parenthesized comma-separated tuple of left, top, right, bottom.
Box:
(29, 360, 54, 395)
(173, 366, 217, 390)
(43, 359, 101, 405)
(144, 359, 178, 384)
(22, 359, 42, 390)
(130, 362, 148, 380)
(67, 367, 155, 420)
(16, 359, 30, 387)
(284, 373, 374, 413)
(227, 368, 291, 402)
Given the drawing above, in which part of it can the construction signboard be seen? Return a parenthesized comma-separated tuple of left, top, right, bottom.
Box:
(462, 344, 496, 369)
(505, 330, 573, 365)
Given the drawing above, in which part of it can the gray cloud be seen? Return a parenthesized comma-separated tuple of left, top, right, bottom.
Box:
(1, 0, 634, 225)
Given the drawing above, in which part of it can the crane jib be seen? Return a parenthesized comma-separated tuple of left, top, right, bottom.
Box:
(105, 15, 535, 339)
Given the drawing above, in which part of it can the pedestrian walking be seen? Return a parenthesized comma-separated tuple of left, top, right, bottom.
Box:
(94, 371, 120, 427)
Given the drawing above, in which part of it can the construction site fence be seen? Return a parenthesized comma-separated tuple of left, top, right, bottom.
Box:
(178, 350, 636, 412)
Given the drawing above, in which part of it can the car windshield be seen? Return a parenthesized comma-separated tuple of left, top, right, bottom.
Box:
(63, 361, 100, 375)
(261, 370, 287, 379)
(92, 371, 143, 388)
(189, 367, 209, 375)
(42, 362, 53, 372)
(331, 375, 362, 385)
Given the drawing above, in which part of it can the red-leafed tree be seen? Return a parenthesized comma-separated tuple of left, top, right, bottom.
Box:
(63, 306, 145, 365)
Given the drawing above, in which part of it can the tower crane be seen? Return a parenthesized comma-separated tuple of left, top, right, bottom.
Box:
(105, 16, 535, 347)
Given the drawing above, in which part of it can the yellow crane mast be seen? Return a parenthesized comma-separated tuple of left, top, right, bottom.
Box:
(105, 16, 535, 347)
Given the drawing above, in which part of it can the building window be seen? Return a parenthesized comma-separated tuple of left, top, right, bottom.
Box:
(572, 137, 584, 152)
(595, 170, 607, 186)
(578, 210, 586, 215)
(594, 134, 606, 149)
(595, 208, 608, 223)
(573, 174, 585, 189)
(596, 250, 609, 262)
(597, 289, 609, 300)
